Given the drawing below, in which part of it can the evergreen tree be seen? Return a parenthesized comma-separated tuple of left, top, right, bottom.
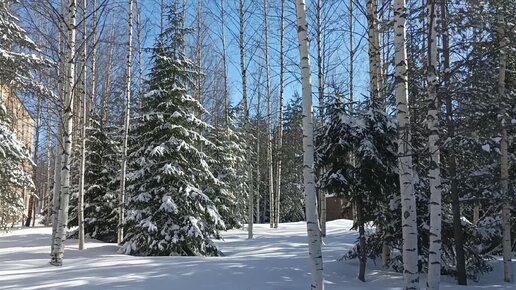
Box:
(121, 7, 224, 256)
(0, 102, 33, 229)
(0, 0, 50, 229)
(69, 117, 120, 242)
(316, 93, 398, 280)
(280, 96, 304, 222)
(206, 122, 250, 230)
(0, 0, 52, 96)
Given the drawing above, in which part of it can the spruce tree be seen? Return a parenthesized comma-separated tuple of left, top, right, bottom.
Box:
(0, 0, 50, 229)
(206, 123, 250, 230)
(69, 117, 120, 242)
(280, 96, 305, 222)
(0, 102, 33, 229)
(121, 7, 224, 256)
(0, 0, 52, 95)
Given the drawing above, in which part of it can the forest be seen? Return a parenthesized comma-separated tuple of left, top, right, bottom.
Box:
(0, 0, 514, 289)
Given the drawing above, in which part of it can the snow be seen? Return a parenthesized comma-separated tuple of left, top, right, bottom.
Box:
(0, 220, 514, 289)
(481, 144, 491, 152)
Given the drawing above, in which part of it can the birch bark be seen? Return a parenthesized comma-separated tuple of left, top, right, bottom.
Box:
(263, 0, 274, 229)
(50, 0, 76, 266)
(393, 0, 419, 286)
(90, 0, 97, 117)
(239, 0, 254, 239)
(316, 0, 326, 236)
(118, 0, 133, 245)
(51, 0, 65, 249)
(426, 0, 442, 288)
(295, 0, 324, 288)
(77, 0, 87, 250)
(274, 0, 285, 229)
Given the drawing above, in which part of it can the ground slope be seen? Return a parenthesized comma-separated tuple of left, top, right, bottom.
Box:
(0, 220, 513, 289)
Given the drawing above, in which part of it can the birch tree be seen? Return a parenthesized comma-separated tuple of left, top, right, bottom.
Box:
(316, 0, 326, 236)
(239, 0, 254, 238)
(90, 0, 97, 117)
(497, 6, 512, 283)
(77, 0, 88, 250)
(440, 0, 466, 283)
(393, 0, 419, 286)
(426, 0, 442, 287)
(221, 0, 229, 125)
(118, 0, 133, 245)
(273, 0, 285, 229)
(263, 0, 274, 228)
(295, 0, 323, 288)
(50, 0, 77, 266)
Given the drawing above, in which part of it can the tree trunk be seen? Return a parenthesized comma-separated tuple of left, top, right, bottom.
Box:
(45, 98, 52, 226)
(26, 90, 42, 227)
(220, 0, 229, 125)
(263, 0, 274, 229)
(118, 0, 133, 245)
(295, 0, 324, 288)
(349, 0, 354, 112)
(426, 0, 442, 288)
(274, 0, 285, 229)
(102, 26, 115, 125)
(196, 0, 202, 110)
(316, 0, 326, 236)
(393, 0, 419, 287)
(50, 0, 65, 244)
(357, 197, 366, 282)
(77, 0, 88, 251)
(50, 0, 76, 266)
(239, 0, 254, 239)
(440, 0, 466, 284)
(25, 196, 34, 227)
(367, 0, 382, 107)
(497, 7, 512, 283)
(136, 0, 143, 114)
(256, 94, 261, 223)
(90, 0, 97, 118)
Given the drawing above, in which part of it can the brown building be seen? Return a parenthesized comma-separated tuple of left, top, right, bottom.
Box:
(326, 196, 354, 221)
(0, 85, 35, 218)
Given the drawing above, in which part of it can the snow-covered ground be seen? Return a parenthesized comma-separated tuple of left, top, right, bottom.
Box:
(0, 219, 513, 289)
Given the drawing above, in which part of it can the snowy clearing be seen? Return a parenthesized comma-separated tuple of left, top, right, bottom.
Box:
(0, 219, 513, 290)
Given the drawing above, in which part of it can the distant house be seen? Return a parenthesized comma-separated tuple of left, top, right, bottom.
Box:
(0, 85, 35, 218)
(325, 196, 354, 221)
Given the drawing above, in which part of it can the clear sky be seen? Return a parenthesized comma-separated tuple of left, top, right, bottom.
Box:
(139, 0, 371, 119)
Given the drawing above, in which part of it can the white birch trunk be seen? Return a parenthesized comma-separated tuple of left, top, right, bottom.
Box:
(102, 26, 115, 124)
(274, 0, 285, 229)
(77, 0, 88, 251)
(220, 0, 229, 125)
(393, 0, 419, 286)
(256, 92, 261, 224)
(118, 0, 133, 245)
(90, 0, 97, 117)
(239, 0, 253, 239)
(50, 0, 76, 266)
(348, 0, 354, 112)
(367, 0, 381, 107)
(295, 0, 324, 288)
(426, 0, 442, 288)
(316, 0, 326, 236)
(263, 0, 274, 229)
(136, 0, 143, 113)
(497, 8, 512, 283)
(50, 123, 62, 254)
(45, 98, 52, 226)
